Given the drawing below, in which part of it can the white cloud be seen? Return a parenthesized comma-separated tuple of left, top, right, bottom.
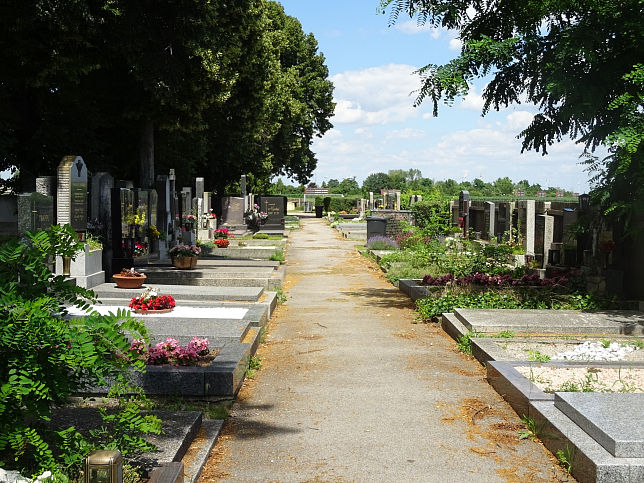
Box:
(504, 111, 534, 131)
(385, 128, 426, 140)
(449, 38, 462, 51)
(331, 64, 423, 125)
(395, 21, 441, 38)
(459, 84, 485, 111)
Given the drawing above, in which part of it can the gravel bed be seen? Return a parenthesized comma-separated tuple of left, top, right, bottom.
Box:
(515, 365, 644, 393)
(496, 339, 644, 363)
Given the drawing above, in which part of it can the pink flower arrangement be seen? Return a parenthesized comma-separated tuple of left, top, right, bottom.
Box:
(129, 337, 211, 366)
(214, 228, 230, 239)
(169, 243, 201, 257)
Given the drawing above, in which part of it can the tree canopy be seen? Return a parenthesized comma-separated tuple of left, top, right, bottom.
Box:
(0, 0, 334, 193)
(381, 0, 643, 228)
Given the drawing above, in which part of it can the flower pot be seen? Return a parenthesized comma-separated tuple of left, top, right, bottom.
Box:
(133, 308, 173, 315)
(172, 256, 198, 269)
(113, 273, 146, 289)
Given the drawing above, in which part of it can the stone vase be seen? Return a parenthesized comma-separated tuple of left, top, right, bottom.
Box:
(172, 256, 198, 269)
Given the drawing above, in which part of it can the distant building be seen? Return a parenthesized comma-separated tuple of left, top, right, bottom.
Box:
(304, 187, 329, 195)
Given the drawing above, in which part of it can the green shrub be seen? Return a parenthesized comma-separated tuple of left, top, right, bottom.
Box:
(323, 197, 331, 212)
(0, 226, 156, 478)
(410, 200, 453, 236)
(252, 233, 270, 239)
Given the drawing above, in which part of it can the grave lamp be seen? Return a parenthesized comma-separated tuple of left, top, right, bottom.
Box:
(84, 450, 122, 483)
(578, 193, 590, 211)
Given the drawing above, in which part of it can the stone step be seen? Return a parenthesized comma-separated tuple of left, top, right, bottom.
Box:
(554, 392, 644, 458)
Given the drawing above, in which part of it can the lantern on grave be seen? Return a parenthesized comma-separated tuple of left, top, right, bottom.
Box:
(84, 450, 123, 483)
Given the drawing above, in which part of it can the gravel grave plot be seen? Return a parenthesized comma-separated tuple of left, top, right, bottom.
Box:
(515, 365, 644, 393)
(496, 339, 644, 363)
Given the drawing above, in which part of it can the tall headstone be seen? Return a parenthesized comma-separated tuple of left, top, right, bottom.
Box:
(57, 155, 87, 233)
(90, 172, 114, 242)
(485, 201, 495, 240)
(195, 177, 205, 205)
(240, 175, 247, 212)
(155, 174, 170, 260)
(525, 200, 536, 256)
(369, 192, 374, 210)
(395, 192, 401, 211)
(458, 190, 470, 237)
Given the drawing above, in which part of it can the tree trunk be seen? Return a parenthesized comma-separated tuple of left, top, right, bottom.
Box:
(139, 119, 154, 189)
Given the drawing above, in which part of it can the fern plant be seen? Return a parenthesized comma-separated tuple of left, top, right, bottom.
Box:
(0, 229, 154, 478)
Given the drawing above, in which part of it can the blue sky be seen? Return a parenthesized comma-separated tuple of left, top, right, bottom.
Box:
(278, 0, 597, 193)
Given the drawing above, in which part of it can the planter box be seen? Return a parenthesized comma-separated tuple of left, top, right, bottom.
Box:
(56, 244, 105, 289)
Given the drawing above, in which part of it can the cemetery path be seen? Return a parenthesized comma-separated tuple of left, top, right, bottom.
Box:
(199, 218, 572, 483)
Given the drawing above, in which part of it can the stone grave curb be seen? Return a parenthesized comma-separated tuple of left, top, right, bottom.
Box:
(200, 246, 279, 260)
(487, 360, 644, 483)
(399, 279, 443, 302)
(80, 332, 260, 399)
(181, 419, 224, 483)
(530, 400, 644, 483)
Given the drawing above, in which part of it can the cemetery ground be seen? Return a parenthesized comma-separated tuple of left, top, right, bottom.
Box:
(198, 217, 573, 482)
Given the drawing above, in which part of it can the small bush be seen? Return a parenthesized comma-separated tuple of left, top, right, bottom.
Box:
(366, 236, 399, 250)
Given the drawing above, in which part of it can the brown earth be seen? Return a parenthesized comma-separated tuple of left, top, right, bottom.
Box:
(198, 217, 573, 483)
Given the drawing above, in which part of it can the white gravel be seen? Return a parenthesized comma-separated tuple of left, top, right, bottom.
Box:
(66, 305, 248, 319)
(552, 340, 639, 361)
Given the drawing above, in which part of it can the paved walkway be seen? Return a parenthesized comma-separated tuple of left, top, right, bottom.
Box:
(199, 218, 571, 482)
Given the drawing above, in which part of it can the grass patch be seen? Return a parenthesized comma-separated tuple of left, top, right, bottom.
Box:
(245, 355, 262, 379)
(269, 248, 285, 262)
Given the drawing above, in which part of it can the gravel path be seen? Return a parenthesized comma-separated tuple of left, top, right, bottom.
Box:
(198, 217, 572, 482)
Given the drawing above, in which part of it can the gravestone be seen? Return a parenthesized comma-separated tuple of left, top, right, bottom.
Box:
(57, 155, 87, 233)
(369, 192, 374, 210)
(155, 174, 171, 259)
(195, 177, 204, 202)
(518, 200, 536, 256)
(258, 196, 285, 230)
(90, 172, 114, 242)
(17, 192, 54, 236)
(36, 176, 56, 197)
(240, 175, 247, 212)
(458, 190, 470, 237)
(496, 202, 511, 241)
(221, 197, 245, 226)
(485, 201, 495, 240)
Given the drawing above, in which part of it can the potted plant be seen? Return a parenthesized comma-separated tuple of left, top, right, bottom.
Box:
(113, 267, 147, 289)
(214, 238, 230, 248)
(128, 287, 175, 314)
(168, 243, 201, 269)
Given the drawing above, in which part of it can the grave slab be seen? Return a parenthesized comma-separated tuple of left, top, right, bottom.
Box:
(454, 308, 644, 336)
(554, 392, 644, 458)
(92, 283, 264, 302)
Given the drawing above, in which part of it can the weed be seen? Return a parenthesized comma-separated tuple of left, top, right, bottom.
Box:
(497, 330, 515, 338)
(632, 340, 644, 349)
(526, 350, 551, 362)
(556, 444, 575, 474)
(558, 381, 581, 392)
(600, 338, 611, 348)
(456, 330, 480, 355)
(518, 415, 541, 441)
(259, 326, 268, 344)
(246, 355, 262, 379)
(275, 288, 287, 304)
(269, 248, 285, 262)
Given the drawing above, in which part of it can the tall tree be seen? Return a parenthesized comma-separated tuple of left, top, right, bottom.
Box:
(381, 0, 643, 227)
